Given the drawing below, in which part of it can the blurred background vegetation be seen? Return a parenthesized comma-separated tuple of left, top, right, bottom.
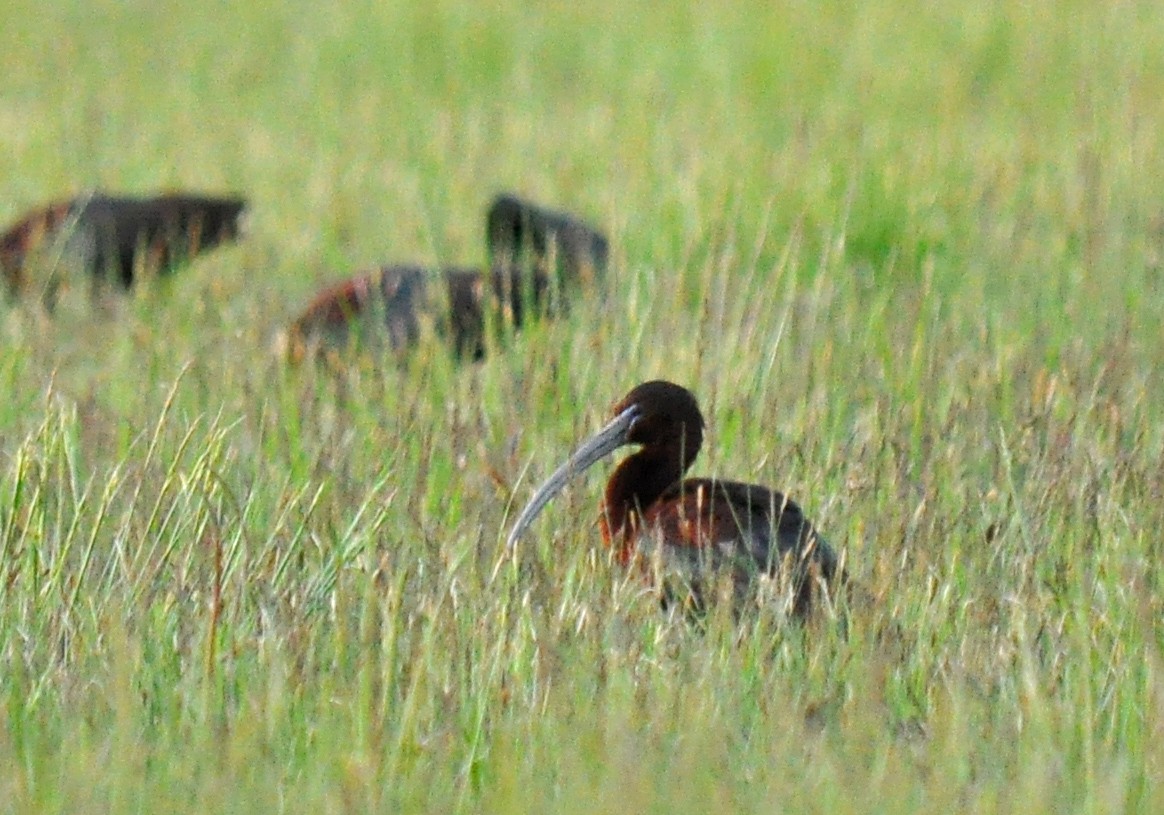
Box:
(1, 0, 1163, 812)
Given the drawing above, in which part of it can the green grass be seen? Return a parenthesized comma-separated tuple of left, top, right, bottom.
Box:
(2, 0, 1164, 811)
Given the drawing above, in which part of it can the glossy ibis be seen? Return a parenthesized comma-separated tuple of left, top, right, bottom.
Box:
(283, 262, 553, 363)
(506, 381, 840, 617)
(283, 195, 608, 365)
(282, 265, 428, 362)
(1, 192, 247, 305)
(487, 192, 609, 289)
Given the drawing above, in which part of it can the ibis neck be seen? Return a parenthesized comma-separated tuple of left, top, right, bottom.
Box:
(600, 445, 690, 558)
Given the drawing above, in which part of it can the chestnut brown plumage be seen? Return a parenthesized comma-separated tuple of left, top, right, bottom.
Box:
(507, 381, 839, 617)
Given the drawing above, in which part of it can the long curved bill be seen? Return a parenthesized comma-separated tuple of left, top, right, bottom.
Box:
(506, 404, 640, 549)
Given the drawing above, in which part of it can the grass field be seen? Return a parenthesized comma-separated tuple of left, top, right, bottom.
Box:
(2, 0, 1164, 811)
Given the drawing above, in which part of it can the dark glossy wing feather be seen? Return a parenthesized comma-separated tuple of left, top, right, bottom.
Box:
(637, 478, 837, 614)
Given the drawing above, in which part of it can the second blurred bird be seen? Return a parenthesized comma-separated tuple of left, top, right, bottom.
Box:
(282, 193, 608, 364)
